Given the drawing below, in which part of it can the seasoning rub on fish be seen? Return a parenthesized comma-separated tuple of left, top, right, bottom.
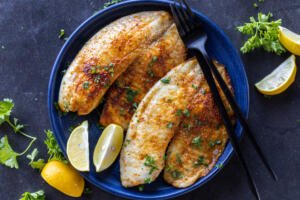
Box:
(99, 23, 186, 129)
(120, 58, 203, 187)
(164, 61, 234, 188)
(58, 11, 173, 115)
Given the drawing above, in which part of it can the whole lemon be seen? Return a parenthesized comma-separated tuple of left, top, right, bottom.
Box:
(41, 160, 84, 197)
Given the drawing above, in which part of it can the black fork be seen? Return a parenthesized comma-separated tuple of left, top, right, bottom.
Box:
(170, 0, 277, 199)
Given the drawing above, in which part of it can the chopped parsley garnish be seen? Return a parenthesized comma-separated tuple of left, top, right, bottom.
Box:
(147, 56, 158, 78)
(171, 169, 183, 179)
(103, 0, 124, 8)
(195, 119, 203, 127)
(209, 139, 222, 148)
(124, 139, 131, 147)
(236, 12, 285, 55)
(132, 102, 138, 111)
(58, 29, 65, 39)
(161, 77, 171, 84)
(83, 81, 90, 90)
(176, 109, 182, 116)
(193, 156, 208, 167)
(138, 185, 144, 191)
(54, 102, 67, 116)
(183, 109, 190, 117)
(167, 122, 174, 129)
(90, 67, 97, 74)
(192, 84, 198, 89)
(119, 108, 126, 116)
(215, 163, 223, 169)
(144, 155, 158, 175)
(191, 136, 202, 148)
(20, 190, 45, 200)
(125, 87, 138, 103)
(144, 177, 151, 184)
(200, 88, 206, 95)
(183, 123, 193, 131)
(176, 153, 182, 164)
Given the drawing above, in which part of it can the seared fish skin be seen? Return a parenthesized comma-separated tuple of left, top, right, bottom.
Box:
(100, 24, 186, 129)
(163, 61, 234, 188)
(59, 11, 173, 115)
(120, 58, 203, 187)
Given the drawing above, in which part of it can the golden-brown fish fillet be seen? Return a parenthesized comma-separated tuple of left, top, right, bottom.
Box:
(58, 11, 173, 115)
(120, 58, 203, 187)
(99, 24, 186, 129)
(163, 61, 234, 188)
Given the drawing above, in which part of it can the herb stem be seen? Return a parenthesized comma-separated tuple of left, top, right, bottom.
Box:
(18, 137, 36, 156)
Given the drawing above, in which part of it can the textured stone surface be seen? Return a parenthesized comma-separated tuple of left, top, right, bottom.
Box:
(0, 0, 299, 199)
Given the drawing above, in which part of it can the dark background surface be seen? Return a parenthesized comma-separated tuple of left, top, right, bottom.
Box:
(0, 0, 299, 199)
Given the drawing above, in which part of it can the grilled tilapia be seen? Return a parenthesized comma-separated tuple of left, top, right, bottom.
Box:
(120, 58, 203, 187)
(58, 11, 173, 115)
(164, 61, 234, 188)
(100, 23, 186, 129)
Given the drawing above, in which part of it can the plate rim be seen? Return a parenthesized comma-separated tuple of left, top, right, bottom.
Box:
(48, 0, 250, 199)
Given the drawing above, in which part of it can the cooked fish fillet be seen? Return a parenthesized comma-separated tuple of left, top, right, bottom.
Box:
(120, 58, 203, 187)
(163, 61, 234, 188)
(58, 11, 173, 115)
(100, 24, 186, 129)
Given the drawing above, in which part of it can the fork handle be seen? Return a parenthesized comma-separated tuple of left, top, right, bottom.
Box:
(191, 49, 261, 200)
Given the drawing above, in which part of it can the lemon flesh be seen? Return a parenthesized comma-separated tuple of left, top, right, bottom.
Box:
(93, 124, 124, 172)
(41, 160, 85, 197)
(279, 26, 300, 56)
(255, 55, 297, 95)
(67, 120, 89, 171)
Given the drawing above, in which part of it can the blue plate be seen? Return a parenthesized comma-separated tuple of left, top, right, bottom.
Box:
(48, 0, 249, 199)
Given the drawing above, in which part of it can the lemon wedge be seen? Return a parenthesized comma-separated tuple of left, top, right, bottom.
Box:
(41, 160, 85, 197)
(255, 55, 297, 95)
(67, 120, 89, 171)
(279, 26, 300, 56)
(93, 124, 124, 172)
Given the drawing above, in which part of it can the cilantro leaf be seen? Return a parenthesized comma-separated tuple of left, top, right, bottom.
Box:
(44, 130, 67, 163)
(0, 98, 14, 125)
(237, 12, 286, 55)
(0, 135, 19, 169)
(20, 190, 45, 200)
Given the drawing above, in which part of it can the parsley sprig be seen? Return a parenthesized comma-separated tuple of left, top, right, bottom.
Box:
(237, 12, 286, 55)
(20, 190, 45, 200)
(0, 99, 36, 168)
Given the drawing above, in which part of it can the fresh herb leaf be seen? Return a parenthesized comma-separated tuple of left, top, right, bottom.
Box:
(0, 98, 14, 125)
(167, 122, 174, 129)
(0, 99, 36, 165)
(176, 109, 182, 116)
(144, 177, 151, 184)
(209, 139, 222, 148)
(170, 169, 183, 179)
(83, 187, 92, 195)
(30, 159, 46, 171)
(103, 0, 123, 8)
(138, 185, 144, 191)
(183, 109, 190, 117)
(125, 87, 138, 103)
(161, 77, 171, 84)
(176, 153, 182, 164)
(58, 29, 65, 39)
(237, 12, 286, 55)
(26, 148, 45, 171)
(20, 190, 45, 200)
(191, 136, 202, 148)
(253, 3, 258, 8)
(0, 136, 19, 168)
(215, 163, 223, 169)
(191, 84, 198, 89)
(144, 155, 158, 175)
(83, 81, 90, 90)
(193, 156, 208, 167)
(44, 130, 67, 163)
